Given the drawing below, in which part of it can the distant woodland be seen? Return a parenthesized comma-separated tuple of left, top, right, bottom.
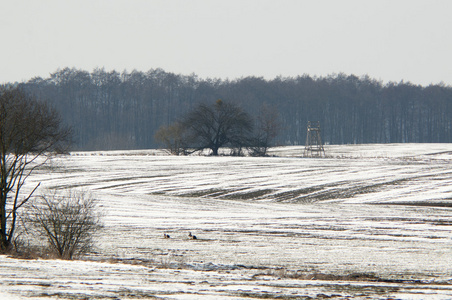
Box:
(17, 67, 452, 151)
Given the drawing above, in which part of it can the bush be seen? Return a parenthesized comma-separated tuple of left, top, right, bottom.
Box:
(28, 189, 103, 259)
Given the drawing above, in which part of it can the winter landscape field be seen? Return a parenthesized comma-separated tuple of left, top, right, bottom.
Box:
(1, 143, 452, 299)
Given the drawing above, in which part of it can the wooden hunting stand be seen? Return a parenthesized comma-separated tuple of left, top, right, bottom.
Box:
(304, 121, 325, 157)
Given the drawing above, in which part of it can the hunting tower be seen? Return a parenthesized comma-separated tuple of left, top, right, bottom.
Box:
(304, 121, 325, 157)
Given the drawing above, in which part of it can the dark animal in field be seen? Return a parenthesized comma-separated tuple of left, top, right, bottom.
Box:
(163, 233, 170, 238)
(188, 232, 197, 240)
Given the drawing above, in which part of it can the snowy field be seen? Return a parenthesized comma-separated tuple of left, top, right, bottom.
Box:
(1, 143, 452, 299)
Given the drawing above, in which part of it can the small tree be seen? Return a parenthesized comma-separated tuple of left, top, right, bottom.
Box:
(0, 86, 71, 252)
(28, 189, 103, 260)
(248, 104, 282, 156)
(183, 100, 254, 155)
(154, 122, 189, 155)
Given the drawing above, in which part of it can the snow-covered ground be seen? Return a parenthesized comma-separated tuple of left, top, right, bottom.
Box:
(1, 144, 451, 299)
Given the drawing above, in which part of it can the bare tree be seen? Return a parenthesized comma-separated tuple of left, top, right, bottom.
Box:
(28, 189, 103, 260)
(248, 104, 282, 156)
(0, 86, 71, 252)
(154, 122, 189, 155)
(183, 100, 253, 155)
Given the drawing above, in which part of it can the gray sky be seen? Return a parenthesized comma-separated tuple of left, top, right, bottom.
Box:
(1, 0, 451, 85)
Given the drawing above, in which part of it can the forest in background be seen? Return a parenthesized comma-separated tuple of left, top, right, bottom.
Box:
(16, 67, 452, 151)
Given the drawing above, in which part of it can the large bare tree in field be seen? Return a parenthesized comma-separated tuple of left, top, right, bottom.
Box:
(0, 86, 71, 252)
(183, 100, 253, 156)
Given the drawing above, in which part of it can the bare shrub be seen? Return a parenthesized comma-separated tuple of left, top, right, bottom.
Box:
(28, 189, 103, 260)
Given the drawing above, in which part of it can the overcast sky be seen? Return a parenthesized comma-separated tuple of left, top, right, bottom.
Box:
(1, 0, 451, 86)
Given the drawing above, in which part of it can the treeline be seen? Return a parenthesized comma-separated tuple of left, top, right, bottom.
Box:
(18, 67, 452, 150)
